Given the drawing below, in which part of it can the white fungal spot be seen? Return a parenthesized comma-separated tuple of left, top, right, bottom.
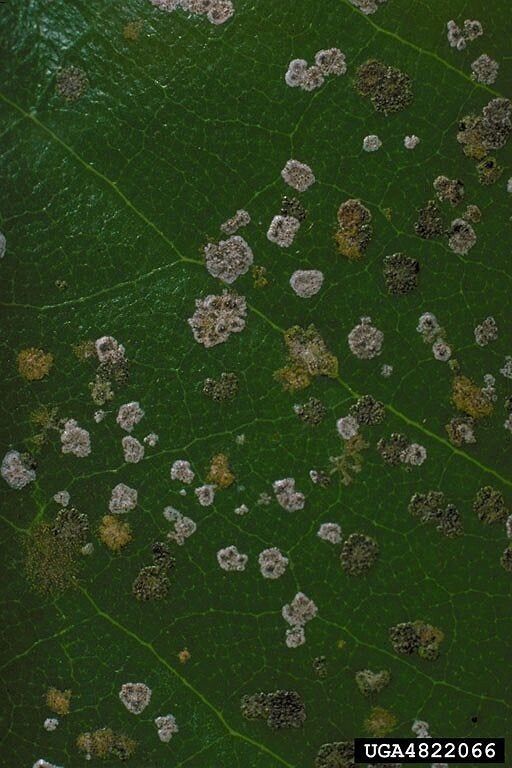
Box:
(60, 419, 91, 458)
(314, 48, 347, 76)
(336, 415, 359, 440)
(285, 58, 308, 88)
(258, 547, 289, 579)
(400, 443, 427, 466)
(234, 503, 249, 515)
(43, 718, 59, 732)
(164, 507, 197, 545)
(281, 159, 315, 192)
(33, 761, 63, 768)
(432, 339, 452, 361)
(381, 364, 393, 377)
(273, 477, 305, 511)
(0, 231, 6, 258)
(285, 625, 306, 648)
(195, 484, 215, 506)
(404, 134, 420, 149)
(95, 335, 126, 365)
(282, 591, 318, 627)
(53, 490, 70, 506)
(1, 450, 35, 490)
(119, 682, 152, 714)
(155, 714, 179, 743)
(217, 545, 248, 571)
(188, 291, 247, 347)
(500, 356, 512, 379)
(109, 483, 137, 513)
(122, 435, 145, 464)
(221, 209, 251, 235)
(363, 134, 382, 152)
(94, 409, 106, 423)
(348, 317, 384, 359)
(204, 235, 253, 284)
(267, 215, 301, 247)
(289, 269, 324, 298)
(317, 522, 342, 544)
(144, 432, 159, 447)
(116, 401, 144, 432)
(170, 459, 195, 484)
(471, 53, 499, 85)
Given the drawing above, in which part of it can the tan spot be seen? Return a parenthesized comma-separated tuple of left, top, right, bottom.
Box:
(17, 348, 53, 381)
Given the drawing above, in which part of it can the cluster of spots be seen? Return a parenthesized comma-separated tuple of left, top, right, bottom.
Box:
(285, 48, 346, 91)
(416, 312, 452, 363)
(282, 591, 317, 648)
(188, 291, 247, 347)
(408, 491, 463, 538)
(204, 235, 253, 283)
(317, 522, 342, 544)
(315, 741, 355, 768)
(335, 199, 372, 260)
(457, 98, 511, 184)
(60, 418, 91, 458)
(164, 506, 197, 545)
(132, 542, 175, 601)
(55, 65, 89, 101)
(220, 208, 250, 235)
(471, 54, 499, 85)
(1, 449, 36, 489)
(217, 545, 248, 571)
(363, 134, 382, 153)
(234, 503, 249, 515)
(24, 503, 90, 595)
(275, 324, 338, 391)
(355, 59, 413, 115)
(119, 682, 152, 714)
(241, 690, 306, 728)
(109, 483, 137, 513)
(258, 547, 289, 579)
(155, 714, 178, 743)
(365, 707, 398, 737)
(207, 453, 235, 488)
(170, 459, 195, 484)
(474, 316, 498, 347)
(273, 477, 306, 511)
(415, 175, 482, 252)
(76, 728, 137, 760)
(355, 669, 391, 697)
(383, 253, 420, 295)
(149, 0, 234, 25)
(290, 269, 324, 298)
(267, 160, 314, 247)
(17, 347, 53, 381)
(294, 397, 327, 426)
(348, 317, 384, 359)
(203, 372, 239, 401)
(446, 19, 482, 50)
(341, 533, 379, 575)
(98, 514, 132, 552)
(389, 620, 444, 660)
(377, 433, 427, 467)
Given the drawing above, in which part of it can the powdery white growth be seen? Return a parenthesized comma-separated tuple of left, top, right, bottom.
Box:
(448, 218, 476, 255)
(301, 65, 325, 92)
(482, 373, 497, 402)
(94, 410, 106, 423)
(119, 682, 152, 714)
(116, 401, 144, 432)
(60, 419, 91, 458)
(471, 54, 499, 85)
(150, 0, 180, 9)
(404, 135, 420, 149)
(95, 335, 126, 364)
(507, 177, 512, 194)
(463, 19, 483, 40)
(350, 0, 387, 14)
(474, 316, 498, 347)
(432, 339, 452, 361)
(348, 317, 384, 359)
(43, 718, 59, 731)
(289, 269, 324, 298)
(363, 134, 382, 152)
(400, 443, 427, 466)
(122, 436, 145, 464)
(381, 364, 393, 377)
(221, 209, 251, 235)
(285, 625, 306, 648)
(273, 477, 305, 511)
(500, 356, 512, 379)
(235, 503, 249, 515)
(188, 291, 247, 347)
(53, 490, 70, 506)
(446, 20, 466, 50)
(282, 591, 318, 627)
(336, 415, 359, 440)
(207, 0, 234, 25)
(109, 483, 137, 513)
(204, 235, 253, 284)
(164, 507, 197, 545)
(417, 312, 440, 341)
(195, 484, 215, 506)
(315, 48, 346, 76)
(170, 459, 195, 484)
(217, 545, 248, 571)
(506, 515, 512, 539)
(33, 761, 63, 768)
(1, 451, 36, 491)
(258, 547, 289, 579)
(0, 231, 6, 258)
(152, 0, 234, 25)
(155, 714, 179, 743)
(317, 522, 342, 544)
(267, 215, 301, 247)
(144, 432, 159, 447)
(281, 159, 316, 192)
(412, 719, 430, 737)
(285, 58, 308, 88)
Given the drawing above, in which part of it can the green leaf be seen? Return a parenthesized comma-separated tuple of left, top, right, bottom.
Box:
(1, 1, 511, 765)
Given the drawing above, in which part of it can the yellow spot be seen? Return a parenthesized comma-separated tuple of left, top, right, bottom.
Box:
(123, 19, 143, 41)
(98, 515, 132, 553)
(46, 687, 71, 716)
(364, 706, 397, 737)
(178, 648, 191, 664)
(17, 348, 53, 381)
(207, 453, 235, 489)
(452, 374, 493, 419)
